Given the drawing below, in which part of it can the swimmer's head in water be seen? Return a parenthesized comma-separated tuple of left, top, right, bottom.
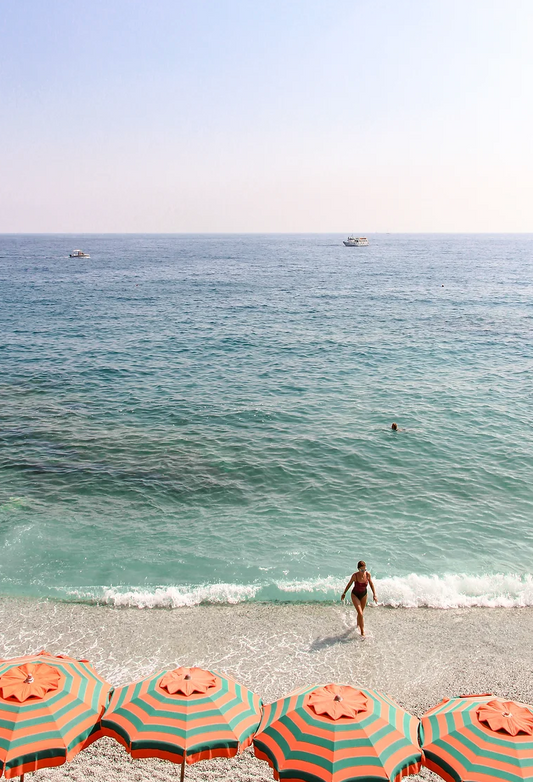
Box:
(391, 422, 398, 430)
(357, 560, 366, 570)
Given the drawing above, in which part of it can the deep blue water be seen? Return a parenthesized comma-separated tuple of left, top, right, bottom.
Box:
(1, 234, 532, 607)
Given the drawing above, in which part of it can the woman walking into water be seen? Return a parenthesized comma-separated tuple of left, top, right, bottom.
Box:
(341, 561, 377, 638)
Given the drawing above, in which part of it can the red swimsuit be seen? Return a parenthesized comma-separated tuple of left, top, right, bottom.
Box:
(352, 573, 368, 597)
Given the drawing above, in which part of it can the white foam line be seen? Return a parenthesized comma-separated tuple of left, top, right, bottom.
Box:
(376, 573, 533, 608)
(99, 583, 261, 608)
(59, 572, 533, 609)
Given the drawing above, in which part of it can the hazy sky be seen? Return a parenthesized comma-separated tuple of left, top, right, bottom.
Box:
(1, 1, 532, 232)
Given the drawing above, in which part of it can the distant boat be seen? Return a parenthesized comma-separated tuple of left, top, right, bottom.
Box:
(343, 236, 369, 247)
(69, 249, 90, 258)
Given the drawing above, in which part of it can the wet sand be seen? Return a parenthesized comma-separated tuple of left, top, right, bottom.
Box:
(2, 599, 533, 781)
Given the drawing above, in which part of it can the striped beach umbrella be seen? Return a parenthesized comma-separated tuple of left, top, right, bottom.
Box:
(420, 694, 533, 782)
(253, 683, 422, 782)
(101, 665, 262, 780)
(0, 650, 111, 780)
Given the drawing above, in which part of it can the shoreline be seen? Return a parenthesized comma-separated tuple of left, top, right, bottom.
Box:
(2, 568, 533, 609)
(2, 599, 533, 780)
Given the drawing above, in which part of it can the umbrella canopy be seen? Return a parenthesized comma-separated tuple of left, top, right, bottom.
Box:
(101, 665, 261, 776)
(420, 694, 533, 782)
(253, 683, 422, 782)
(0, 650, 111, 779)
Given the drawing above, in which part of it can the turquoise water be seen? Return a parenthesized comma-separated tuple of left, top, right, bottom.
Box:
(1, 234, 532, 607)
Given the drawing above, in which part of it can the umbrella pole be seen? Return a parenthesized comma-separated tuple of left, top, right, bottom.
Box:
(180, 756, 185, 781)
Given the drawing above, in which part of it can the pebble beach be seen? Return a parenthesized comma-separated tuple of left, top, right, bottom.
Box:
(3, 4, 533, 779)
(2, 598, 533, 781)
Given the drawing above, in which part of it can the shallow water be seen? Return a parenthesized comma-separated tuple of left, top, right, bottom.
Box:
(1, 234, 532, 606)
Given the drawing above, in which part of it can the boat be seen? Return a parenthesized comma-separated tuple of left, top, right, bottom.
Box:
(343, 236, 369, 246)
(69, 249, 90, 258)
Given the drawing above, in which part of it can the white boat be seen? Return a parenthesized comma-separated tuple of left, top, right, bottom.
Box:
(69, 249, 90, 258)
(343, 236, 369, 246)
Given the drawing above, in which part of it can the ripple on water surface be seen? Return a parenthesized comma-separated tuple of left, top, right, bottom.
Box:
(0, 234, 532, 603)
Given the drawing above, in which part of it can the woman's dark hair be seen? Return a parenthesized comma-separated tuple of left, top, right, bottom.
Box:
(357, 560, 366, 569)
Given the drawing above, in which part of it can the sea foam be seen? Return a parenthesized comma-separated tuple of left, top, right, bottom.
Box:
(63, 573, 533, 609)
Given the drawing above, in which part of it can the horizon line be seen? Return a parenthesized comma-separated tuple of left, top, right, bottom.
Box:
(2, 231, 533, 236)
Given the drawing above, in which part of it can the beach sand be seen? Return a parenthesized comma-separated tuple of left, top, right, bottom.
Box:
(2, 598, 533, 781)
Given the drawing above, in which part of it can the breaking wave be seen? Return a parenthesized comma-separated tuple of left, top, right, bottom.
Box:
(55, 572, 533, 609)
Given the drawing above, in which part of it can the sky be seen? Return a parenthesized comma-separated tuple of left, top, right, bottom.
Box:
(1, 0, 532, 233)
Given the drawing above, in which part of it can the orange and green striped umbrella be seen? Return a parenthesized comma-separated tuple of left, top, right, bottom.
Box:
(101, 665, 262, 780)
(0, 650, 111, 780)
(253, 683, 422, 782)
(420, 694, 533, 782)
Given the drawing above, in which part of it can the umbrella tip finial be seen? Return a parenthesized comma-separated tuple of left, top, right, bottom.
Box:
(184, 674, 191, 680)
(334, 694, 343, 702)
(24, 674, 34, 684)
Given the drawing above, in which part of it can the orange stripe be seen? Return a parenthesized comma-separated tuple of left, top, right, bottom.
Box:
(380, 742, 421, 776)
(255, 686, 421, 781)
(423, 756, 457, 782)
(107, 702, 256, 733)
(109, 704, 243, 738)
(464, 732, 533, 759)
(4, 755, 66, 779)
(129, 745, 238, 764)
(0, 653, 110, 777)
(102, 726, 132, 752)
(427, 718, 533, 760)
(253, 746, 281, 781)
(392, 759, 423, 782)
(187, 746, 237, 764)
(131, 747, 184, 762)
(434, 733, 533, 774)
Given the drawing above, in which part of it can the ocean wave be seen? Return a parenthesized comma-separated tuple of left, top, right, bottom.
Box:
(99, 583, 260, 608)
(376, 573, 533, 608)
(57, 573, 533, 609)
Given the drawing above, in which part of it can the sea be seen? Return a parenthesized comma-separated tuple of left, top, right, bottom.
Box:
(0, 234, 532, 610)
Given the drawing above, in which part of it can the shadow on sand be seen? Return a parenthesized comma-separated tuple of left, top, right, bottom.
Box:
(306, 626, 359, 652)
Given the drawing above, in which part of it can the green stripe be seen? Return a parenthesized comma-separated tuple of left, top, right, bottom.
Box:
(107, 710, 241, 740)
(424, 701, 533, 782)
(113, 697, 247, 723)
(237, 715, 261, 745)
(424, 749, 463, 782)
(388, 751, 421, 782)
(256, 737, 415, 782)
(110, 693, 257, 727)
(106, 719, 133, 749)
(3, 715, 101, 753)
(432, 734, 532, 778)
(131, 736, 238, 757)
(279, 772, 400, 782)
(0, 678, 108, 755)
(0, 664, 105, 718)
(462, 716, 533, 750)
(132, 738, 183, 759)
(102, 676, 260, 749)
(0, 687, 107, 737)
(255, 710, 421, 778)
(430, 719, 533, 761)
(5, 747, 66, 774)
(269, 713, 416, 755)
(66, 722, 102, 755)
(280, 746, 390, 772)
